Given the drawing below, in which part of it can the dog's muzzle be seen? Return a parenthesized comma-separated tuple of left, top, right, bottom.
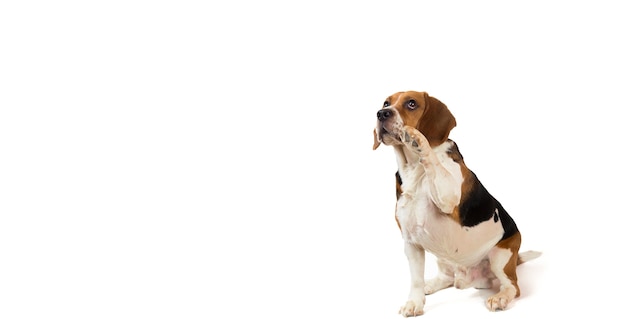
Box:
(375, 108, 401, 147)
(376, 108, 398, 135)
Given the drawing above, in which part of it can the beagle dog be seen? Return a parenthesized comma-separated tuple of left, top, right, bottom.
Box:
(373, 91, 540, 316)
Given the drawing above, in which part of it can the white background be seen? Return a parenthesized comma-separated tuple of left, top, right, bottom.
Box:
(1, 1, 625, 318)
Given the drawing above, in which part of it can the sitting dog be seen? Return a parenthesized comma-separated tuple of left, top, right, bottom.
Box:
(373, 91, 540, 316)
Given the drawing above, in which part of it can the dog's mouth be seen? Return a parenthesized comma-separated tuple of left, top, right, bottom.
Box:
(377, 122, 402, 145)
(379, 126, 393, 139)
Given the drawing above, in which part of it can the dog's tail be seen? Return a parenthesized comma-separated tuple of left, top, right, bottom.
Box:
(517, 250, 542, 265)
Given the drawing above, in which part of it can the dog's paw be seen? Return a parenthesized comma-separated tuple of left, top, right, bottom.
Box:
(400, 126, 429, 154)
(425, 278, 453, 295)
(486, 292, 512, 311)
(399, 299, 424, 317)
(400, 127, 420, 150)
(453, 268, 472, 289)
(423, 284, 435, 295)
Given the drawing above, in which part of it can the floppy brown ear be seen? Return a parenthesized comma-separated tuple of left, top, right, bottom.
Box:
(372, 129, 381, 150)
(417, 93, 457, 146)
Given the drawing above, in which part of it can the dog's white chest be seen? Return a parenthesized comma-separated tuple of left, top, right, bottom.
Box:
(396, 168, 504, 266)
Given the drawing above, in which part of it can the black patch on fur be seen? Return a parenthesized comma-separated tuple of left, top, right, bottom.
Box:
(395, 171, 403, 200)
(496, 202, 518, 240)
(446, 140, 464, 163)
(458, 173, 518, 240)
(494, 211, 499, 223)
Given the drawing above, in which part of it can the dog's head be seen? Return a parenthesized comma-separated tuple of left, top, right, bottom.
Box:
(373, 91, 457, 150)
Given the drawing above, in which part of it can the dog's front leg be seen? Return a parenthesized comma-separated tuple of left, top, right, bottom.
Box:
(401, 126, 461, 214)
(400, 242, 426, 317)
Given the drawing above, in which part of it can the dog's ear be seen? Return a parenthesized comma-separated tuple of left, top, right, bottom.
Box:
(373, 129, 381, 150)
(417, 93, 457, 146)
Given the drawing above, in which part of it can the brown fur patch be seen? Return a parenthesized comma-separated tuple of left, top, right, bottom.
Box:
(372, 129, 381, 150)
(447, 143, 473, 225)
(395, 172, 403, 231)
(394, 202, 402, 231)
(418, 94, 457, 146)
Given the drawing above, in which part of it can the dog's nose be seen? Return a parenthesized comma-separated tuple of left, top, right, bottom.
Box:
(377, 109, 392, 121)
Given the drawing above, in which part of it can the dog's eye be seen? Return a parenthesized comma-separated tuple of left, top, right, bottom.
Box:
(406, 99, 417, 110)
(383, 101, 390, 107)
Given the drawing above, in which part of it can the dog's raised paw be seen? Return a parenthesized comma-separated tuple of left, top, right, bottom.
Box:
(401, 126, 429, 154)
(401, 130, 414, 146)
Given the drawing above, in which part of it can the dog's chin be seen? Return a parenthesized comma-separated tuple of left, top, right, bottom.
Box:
(379, 130, 402, 146)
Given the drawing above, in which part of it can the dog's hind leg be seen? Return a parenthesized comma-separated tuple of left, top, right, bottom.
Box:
(424, 258, 454, 295)
(485, 231, 522, 311)
(453, 259, 494, 290)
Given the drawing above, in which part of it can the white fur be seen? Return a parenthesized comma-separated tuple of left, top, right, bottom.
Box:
(400, 242, 426, 317)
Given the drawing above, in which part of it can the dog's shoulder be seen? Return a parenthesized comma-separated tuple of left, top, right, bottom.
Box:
(450, 141, 518, 240)
(443, 138, 464, 163)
